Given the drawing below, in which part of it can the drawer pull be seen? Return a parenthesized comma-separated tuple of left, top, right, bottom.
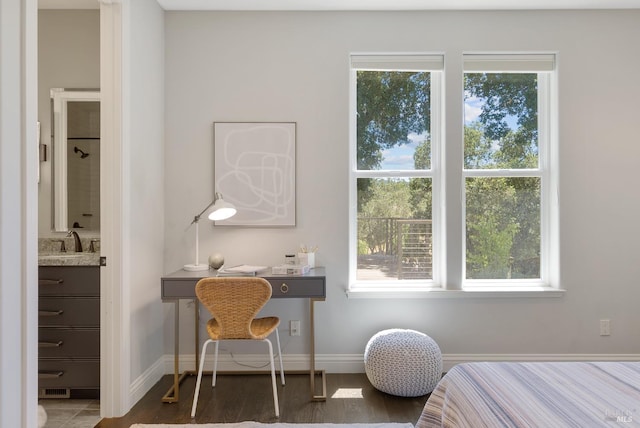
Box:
(39, 370, 64, 379)
(39, 310, 64, 317)
(39, 341, 63, 348)
(39, 279, 64, 286)
(280, 283, 289, 294)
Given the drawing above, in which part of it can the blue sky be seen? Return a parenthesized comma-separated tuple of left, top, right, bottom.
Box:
(380, 133, 424, 170)
(378, 97, 482, 170)
(379, 95, 519, 170)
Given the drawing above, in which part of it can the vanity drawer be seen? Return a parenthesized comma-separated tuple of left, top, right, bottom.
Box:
(39, 297, 99, 327)
(39, 266, 100, 296)
(39, 359, 100, 389)
(266, 277, 326, 298)
(39, 328, 99, 358)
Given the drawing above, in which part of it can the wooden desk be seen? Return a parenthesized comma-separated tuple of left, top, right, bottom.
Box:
(161, 267, 326, 403)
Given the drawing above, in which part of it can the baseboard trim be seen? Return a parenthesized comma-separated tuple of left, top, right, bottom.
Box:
(129, 356, 165, 410)
(162, 353, 640, 375)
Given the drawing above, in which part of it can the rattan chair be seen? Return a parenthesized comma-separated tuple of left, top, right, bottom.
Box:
(190, 277, 285, 418)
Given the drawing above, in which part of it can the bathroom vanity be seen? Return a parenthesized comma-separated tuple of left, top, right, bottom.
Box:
(38, 253, 100, 399)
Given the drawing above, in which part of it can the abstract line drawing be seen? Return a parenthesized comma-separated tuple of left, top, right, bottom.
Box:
(214, 122, 296, 227)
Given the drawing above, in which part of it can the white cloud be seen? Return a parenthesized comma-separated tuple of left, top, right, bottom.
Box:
(384, 153, 414, 165)
(381, 147, 414, 170)
(379, 132, 428, 169)
(408, 132, 428, 144)
(465, 96, 483, 123)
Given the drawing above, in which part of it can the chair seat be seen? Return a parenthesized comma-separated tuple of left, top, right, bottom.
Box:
(206, 316, 280, 340)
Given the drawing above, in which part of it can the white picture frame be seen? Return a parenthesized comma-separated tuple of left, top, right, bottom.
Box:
(214, 122, 296, 227)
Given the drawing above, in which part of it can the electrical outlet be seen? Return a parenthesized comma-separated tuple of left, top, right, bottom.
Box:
(600, 319, 611, 336)
(290, 320, 301, 336)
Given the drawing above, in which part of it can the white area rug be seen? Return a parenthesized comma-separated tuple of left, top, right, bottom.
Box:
(130, 422, 414, 428)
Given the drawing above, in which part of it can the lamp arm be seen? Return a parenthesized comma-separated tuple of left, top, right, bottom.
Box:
(190, 193, 222, 225)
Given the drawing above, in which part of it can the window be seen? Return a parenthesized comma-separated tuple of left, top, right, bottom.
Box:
(463, 54, 555, 287)
(349, 54, 443, 289)
(349, 53, 558, 295)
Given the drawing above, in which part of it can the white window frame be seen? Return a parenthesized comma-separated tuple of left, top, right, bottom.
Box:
(462, 53, 558, 291)
(347, 52, 560, 298)
(348, 53, 444, 294)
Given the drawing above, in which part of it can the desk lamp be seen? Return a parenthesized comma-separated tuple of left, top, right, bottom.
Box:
(184, 193, 236, 271)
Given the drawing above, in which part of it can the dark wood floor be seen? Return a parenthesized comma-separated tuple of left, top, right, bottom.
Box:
(95, 373, 429, 427)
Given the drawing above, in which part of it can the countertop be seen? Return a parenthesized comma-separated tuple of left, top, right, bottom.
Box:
(38, 252, 101, 266)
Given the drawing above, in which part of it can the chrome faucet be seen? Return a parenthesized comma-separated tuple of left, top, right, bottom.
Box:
(66, 230, 83, 253)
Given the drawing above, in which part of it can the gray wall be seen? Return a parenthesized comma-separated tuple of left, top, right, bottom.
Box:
(164, 10, 640, 366)
(38, 10, 100, 238)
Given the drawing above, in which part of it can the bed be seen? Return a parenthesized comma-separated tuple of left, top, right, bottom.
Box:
(416, 361, 640, 427)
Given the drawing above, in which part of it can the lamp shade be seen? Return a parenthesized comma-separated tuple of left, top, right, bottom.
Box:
(208, 196, 237, 221)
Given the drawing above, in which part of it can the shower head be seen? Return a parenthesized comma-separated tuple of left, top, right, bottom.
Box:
(74, 146, 89, 159)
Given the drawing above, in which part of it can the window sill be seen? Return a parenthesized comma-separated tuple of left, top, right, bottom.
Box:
(346, 286, 565, 299)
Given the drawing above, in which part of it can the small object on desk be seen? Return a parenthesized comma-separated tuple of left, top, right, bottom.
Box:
(285, 254, 297, 265)
(217, 264, 268, 276)
(298, 252, 315, 268)
(208, 253, 224, 269)
(299, 244, 318, 253)
(298, 244, 318, 268)
(272, 264, 310, 275)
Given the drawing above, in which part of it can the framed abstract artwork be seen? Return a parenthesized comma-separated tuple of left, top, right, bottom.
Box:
(214, 122, 296, 227)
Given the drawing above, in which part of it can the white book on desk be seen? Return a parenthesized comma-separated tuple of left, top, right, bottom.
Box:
(217, 264, 268, 276)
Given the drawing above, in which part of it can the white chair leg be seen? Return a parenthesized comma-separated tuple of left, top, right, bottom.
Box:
(212, 340, 219, 387)
(191, 339, 213, 418)
(265, 339, 280, 418)
(275, 328, 285, 386)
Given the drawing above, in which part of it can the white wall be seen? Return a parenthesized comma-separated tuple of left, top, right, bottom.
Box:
(163, 10, 640, 367)
(127, 0, 166, 389)
(0, 0, 38, 425)
(38, 10, 100, 238)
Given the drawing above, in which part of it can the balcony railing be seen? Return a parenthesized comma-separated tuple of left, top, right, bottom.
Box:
(357, 217, 432, 280)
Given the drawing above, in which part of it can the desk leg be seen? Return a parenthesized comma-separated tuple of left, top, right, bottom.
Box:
(310, 297, 326, 401)
(162, 300, 184, 402)
(162, 300, 202, 403)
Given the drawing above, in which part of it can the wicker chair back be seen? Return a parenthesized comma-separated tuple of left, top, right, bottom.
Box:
(195, 277, 273, 339)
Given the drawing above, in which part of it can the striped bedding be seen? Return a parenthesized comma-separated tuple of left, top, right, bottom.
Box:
(416, 361, 640, 427)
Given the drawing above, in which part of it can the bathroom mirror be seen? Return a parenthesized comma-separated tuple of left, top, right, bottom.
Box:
(51, 88, 100, 232)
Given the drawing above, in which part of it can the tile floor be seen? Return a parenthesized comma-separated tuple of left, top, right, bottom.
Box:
(39, 399, 101, 428)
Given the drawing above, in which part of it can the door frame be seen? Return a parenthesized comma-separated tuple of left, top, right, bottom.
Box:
(99, 0, 130, 417)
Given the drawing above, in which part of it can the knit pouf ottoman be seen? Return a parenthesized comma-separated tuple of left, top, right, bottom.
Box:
(364, 328, 442, 397)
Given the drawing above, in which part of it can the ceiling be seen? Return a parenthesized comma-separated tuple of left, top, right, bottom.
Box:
(39, 0, 640, 10)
